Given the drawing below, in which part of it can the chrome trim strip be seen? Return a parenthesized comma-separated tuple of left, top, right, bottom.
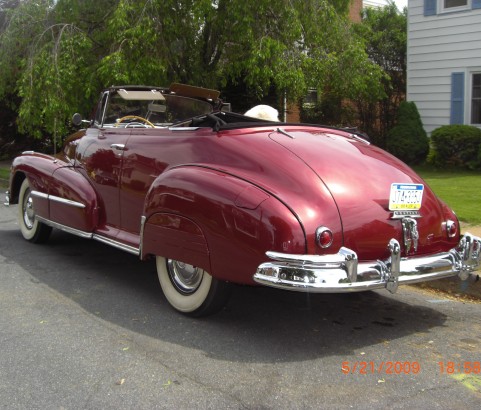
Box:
(276, 128, 295, 139)
(49, 195, 86, 209)
(254, 233, 481, 293)
(169, 127, 200, 131)
(139, 215, 146, 258)
(31, 190, 86, 209)
(31, 190, 49, 200)
(92, 234, 139, 256)
(391, 210, 421, 219)
(34, 215, 140, 256)
(22, 150, 35, 155)
(349, 133, 370, 145)
(36, 216, 93, 239)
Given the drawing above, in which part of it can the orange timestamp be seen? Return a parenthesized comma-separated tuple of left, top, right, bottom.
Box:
(438, 361, 481, 374)
(341, 361, 421, 375)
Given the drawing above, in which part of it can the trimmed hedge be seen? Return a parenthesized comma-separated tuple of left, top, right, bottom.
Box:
(386, 102, 429, 165)
(429, 125, 481, 169)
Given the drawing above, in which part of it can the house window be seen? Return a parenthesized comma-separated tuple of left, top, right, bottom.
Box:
(472, 74, 481, 125)
(445, 0, 467, 7)
(441, 0, 470, 11)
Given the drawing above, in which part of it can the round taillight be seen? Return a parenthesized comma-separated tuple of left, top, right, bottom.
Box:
(446, 220, 458, 238)
(316, 226, 333, 248)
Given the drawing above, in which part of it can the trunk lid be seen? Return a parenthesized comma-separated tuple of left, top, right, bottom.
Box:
(269, 128, 451, 260)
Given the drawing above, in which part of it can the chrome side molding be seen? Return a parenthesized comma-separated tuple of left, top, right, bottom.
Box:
(35, 216, 140, 256)
(31, 191, 86, 209)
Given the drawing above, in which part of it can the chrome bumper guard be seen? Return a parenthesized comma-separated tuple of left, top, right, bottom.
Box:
(254, 234, 481, 293)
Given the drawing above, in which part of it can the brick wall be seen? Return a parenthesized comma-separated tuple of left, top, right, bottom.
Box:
(349, 0, 363, 22)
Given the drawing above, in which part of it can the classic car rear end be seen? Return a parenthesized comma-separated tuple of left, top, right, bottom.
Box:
(5, 84, 481, 317)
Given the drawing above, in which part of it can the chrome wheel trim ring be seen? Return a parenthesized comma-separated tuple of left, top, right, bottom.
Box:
(22, 191, 35, 230)
(166, 259, 204, 294)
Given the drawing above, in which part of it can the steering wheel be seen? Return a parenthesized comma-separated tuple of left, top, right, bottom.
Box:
(116, 115, 155, 128)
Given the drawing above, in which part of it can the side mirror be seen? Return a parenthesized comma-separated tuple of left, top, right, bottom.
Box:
(72, 113, 83, 127)
(221, 102, 231, 112)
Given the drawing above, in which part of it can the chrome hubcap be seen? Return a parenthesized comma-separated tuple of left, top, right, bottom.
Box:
(23, 191, 35, 230)
(166, 260, 203, 294)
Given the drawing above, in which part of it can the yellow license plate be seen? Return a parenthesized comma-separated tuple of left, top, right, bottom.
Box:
(389, 183, 424, 210)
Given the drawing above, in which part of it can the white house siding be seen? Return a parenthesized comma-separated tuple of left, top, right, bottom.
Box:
(407, 0, 481, 134)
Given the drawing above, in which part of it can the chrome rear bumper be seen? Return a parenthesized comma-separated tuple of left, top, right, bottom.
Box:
(253, 234, 480, 293)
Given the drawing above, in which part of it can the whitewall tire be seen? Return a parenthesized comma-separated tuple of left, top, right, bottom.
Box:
(156, 256, 231, 317)
(18, 178, 52, 243)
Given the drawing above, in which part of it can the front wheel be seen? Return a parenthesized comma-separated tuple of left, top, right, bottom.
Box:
(18, 178, 52, 243)
(156, 257, 231, 317)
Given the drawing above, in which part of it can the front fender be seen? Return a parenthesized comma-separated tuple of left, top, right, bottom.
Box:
(141, 166, 306, 285)
(10, 153, 99, 232)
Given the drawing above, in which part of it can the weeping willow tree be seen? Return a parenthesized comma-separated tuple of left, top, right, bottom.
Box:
(0, 0, 385, 142)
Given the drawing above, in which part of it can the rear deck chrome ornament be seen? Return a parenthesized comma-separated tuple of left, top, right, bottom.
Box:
(402, 217, 419, 254)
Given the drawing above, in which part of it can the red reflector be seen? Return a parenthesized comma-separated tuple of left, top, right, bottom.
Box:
(316, 227, 333, 248)
(446, 220, 457, 238)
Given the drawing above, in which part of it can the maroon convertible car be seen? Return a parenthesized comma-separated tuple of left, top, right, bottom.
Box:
(5, 84, 481, 316)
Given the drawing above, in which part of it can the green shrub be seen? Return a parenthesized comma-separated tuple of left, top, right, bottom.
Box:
(430, 125, 481, 169)
(386, 101, 429, 164)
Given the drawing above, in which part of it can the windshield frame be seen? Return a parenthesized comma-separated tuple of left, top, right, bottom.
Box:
(95, 85, 220, 128)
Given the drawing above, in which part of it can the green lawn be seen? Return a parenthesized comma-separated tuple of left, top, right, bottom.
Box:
(0, 167, 9, 188)
(415, 166, 481, 225)
(0, 168, 9, 177)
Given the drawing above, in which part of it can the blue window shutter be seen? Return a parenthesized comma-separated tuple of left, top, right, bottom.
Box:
(424, 0, 437, 16)
(473, 0, 481, 9)
(450, 72, 465, 125)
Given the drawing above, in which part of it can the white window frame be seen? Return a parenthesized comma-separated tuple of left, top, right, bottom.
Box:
(439, 0, 471, 13)
(469, 71, 481, 126)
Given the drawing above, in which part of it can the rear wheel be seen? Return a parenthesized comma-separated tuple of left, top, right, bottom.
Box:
(18, 178, 52, 243)
(156, 256, 231, 317)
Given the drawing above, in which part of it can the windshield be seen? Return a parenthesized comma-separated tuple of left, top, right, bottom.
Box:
(102, 91, 214, 127)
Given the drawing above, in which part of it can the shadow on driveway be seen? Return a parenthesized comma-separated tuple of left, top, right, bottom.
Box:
(0, 224, 450, 364)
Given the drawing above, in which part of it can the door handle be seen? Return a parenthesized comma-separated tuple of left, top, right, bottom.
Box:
(110, 144, 126, 151)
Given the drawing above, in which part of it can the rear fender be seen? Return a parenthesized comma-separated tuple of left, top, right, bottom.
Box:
(141, 166, 306, 284)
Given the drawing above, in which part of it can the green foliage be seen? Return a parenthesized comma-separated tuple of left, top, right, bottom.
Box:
(353, 2, 407, 146)
(429, 125, 481, 169)
(0, 0, 387, 144)
(386, 101, 429, 165)
(300, 93, 356, 126)
(18, 28, 94, 138)
(302, 2, 405, 130)
(0, 0, 116, 142)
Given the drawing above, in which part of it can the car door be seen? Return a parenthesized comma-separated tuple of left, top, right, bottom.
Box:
(118, 127, 215, 235)
(76, 126, 131, 231)
(75, 92, 131, 232)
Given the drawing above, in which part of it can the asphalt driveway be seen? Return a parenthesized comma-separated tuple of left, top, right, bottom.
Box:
(1, 195, 481, 409)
